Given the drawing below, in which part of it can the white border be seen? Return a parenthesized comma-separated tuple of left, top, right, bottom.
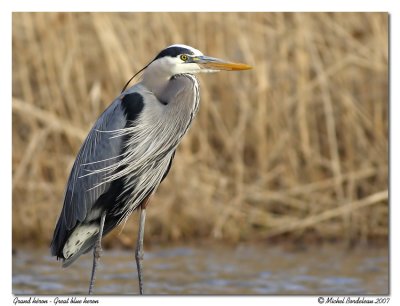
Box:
(4, 0, 397, 12)
(3, 1, 398, 305)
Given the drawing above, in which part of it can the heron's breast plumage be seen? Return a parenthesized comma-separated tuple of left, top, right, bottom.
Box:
(112, 75, 200, 214)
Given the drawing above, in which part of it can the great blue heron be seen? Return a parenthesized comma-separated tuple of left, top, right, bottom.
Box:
(50, 44, 251, 294)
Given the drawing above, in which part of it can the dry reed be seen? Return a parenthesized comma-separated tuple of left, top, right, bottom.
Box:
(12, 12, 388, 248)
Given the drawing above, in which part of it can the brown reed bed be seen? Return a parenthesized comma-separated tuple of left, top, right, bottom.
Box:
(12, 12, 388, 248)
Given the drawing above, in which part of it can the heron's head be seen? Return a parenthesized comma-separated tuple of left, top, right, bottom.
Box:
(143, 44, 252, 79)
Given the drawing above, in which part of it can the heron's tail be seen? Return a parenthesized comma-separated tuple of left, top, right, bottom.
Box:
(52, 212, 125, 267)
(62, 235, 97, 267)
(61, 223, 100, 267)
(59, 216, 122, 267)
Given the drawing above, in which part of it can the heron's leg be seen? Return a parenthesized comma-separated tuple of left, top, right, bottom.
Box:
(135, 205, 147, 295)
(88, 211, 106, 295)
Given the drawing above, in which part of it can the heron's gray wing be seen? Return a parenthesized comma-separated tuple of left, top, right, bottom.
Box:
(61, 99, 127, 230)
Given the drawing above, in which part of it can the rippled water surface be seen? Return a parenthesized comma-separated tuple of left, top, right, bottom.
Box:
(13, 244, 388, 295)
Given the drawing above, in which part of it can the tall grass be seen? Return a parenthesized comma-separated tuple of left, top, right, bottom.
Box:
(12, 13, 388, 248)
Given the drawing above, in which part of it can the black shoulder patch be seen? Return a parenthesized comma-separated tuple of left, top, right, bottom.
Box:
(121, 92, 144, 122)
(154, 46, 195, 61)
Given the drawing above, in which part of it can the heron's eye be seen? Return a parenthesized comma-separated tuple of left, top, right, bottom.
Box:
(180, 54, 188, 61)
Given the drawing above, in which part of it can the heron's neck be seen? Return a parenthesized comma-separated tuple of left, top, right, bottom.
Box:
(141, 66, 172, 100)
(156, 74, 200, 142)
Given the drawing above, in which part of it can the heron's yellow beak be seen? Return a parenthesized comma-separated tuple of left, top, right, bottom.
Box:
(193, 55, 252, 71)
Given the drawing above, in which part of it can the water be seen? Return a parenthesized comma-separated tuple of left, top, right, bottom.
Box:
(12, 244, 388, 295)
